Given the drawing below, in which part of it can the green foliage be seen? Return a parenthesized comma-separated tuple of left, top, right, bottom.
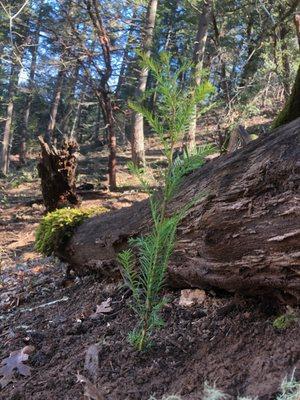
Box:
(129, 52, 214, 163)
(35, 207, 107, 256)
(273, 314, 297, 330)
(118, 52, 214, 351)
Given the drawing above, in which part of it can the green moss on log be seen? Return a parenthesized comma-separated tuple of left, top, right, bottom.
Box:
(35, 206, 107, 256)
(273, 65, 300, 129)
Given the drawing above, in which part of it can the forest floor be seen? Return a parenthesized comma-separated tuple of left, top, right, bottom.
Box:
(0, 113, 299, 400)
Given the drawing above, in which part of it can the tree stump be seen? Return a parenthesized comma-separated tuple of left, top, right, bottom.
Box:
(37, 136, 81, 212)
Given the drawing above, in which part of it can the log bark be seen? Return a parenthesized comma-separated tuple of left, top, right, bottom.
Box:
(37, 136, 81, 212)
(62, 119, 300, 303)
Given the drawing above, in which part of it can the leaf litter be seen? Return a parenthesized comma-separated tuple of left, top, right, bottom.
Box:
(0, 345, 35, 388)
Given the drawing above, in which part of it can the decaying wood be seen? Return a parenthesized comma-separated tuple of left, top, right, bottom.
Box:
(61, 118, 300, 303)
(37, 136, 81, 211)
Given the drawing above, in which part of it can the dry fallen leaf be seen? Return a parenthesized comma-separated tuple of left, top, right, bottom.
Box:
(0, 345, 35, 388)
(84, 344, 99, 382)
(90, 298, 113, 319)
(77, 372, 105, 400)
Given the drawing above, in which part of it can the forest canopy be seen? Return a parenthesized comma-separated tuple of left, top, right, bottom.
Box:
(0, 0, 299, 183)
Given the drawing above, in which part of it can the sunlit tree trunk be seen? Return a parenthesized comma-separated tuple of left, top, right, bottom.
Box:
(84, 0, 117, 189)
(19, 10, 42, 163)
(187, 1, 211, 151)
(131, 0, 158, 167)
(45, 68, 65, 144)
(0, 64, 19, 174)
(70, 88, 85, 140)
(115, 9, 137, 97)
(273, 10, 300, 128)
(60, 63, 80, 137)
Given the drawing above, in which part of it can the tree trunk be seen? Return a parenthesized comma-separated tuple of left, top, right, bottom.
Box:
(60, 118, 300, 303)
(19, 11, 42, 164)
(273, 64, 300, 128)
(187, 1, 211, 150)
(115, 9, 137, 97)
(101, 92, 117, 190)
(45, 68, 65, 144)
(131, 0, 158, 167)
(60, 63, 80, 137)
(70, 89, 85, 139)
(0, 64, 19, 174)
(37, 136, 81, 212)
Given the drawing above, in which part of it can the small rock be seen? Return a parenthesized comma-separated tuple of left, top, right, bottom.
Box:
(178, 289, 206, 307)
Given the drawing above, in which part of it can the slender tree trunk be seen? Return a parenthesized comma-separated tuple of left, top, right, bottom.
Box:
(131, 0, 158, 167)
(294, 13, 300, 47)
(115, 10, 137, 97)
(211, 10, 230, 100)
(70, 89, 85, 139)
(272, 11, 300, 128)
(45, 68, 65, 144)
(60, 63, 80, 136)
(98, 92, 117, 189)
(0, 64, 19, 174)
(19, 11, 42, 164)
(187, 1, 211, 150)
(84, 0, 117, 190)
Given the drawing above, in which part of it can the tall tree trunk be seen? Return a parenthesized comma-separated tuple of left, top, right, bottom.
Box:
(115, 9, 137, 97)
(273, 64, 300, 128)
(84, 0, 117, 190)
(70, 88, 85, 139)
(60, 63, 80, 137)
(19, 11, 42, 164)
(45, 68, 65, 144)
(131, 0, 158, 167)
(273, 11, 300, 128)
(294, 12, 300, 47)
(98, 92, 117, 189)
(211, 10, 229, 100)
(186, 1, 211, 150)
(0, 64, 19, 174)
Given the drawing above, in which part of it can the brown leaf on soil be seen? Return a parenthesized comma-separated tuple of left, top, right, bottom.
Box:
(77, 373, 105, 400)
(90, 298, 113, 319)
(84, 344, 99, 382)
(0, 345, 35, 388)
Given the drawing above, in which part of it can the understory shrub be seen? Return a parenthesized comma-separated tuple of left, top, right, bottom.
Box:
(35, 206, 106, 256)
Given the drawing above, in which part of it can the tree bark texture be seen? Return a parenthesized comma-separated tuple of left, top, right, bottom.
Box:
(61, 119, 300, 303)
(20, 11, 42, 163)
(131, 0, 158, 167)
(187, 1, 211, 150)
(0, 64, 20, 174)
(37, 136, 80, 212)
(45, 68, 65, 144)
(273, 64, 300, 128)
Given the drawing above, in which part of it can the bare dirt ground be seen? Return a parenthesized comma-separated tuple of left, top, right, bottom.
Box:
(0, 119, 299, 400)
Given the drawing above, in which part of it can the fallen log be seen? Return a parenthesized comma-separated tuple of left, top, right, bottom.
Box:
(61, 118, 300, 303)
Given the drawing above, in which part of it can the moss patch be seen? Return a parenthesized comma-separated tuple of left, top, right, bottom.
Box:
(272, 314, 297, 330)
(35, 206, 107, 256)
